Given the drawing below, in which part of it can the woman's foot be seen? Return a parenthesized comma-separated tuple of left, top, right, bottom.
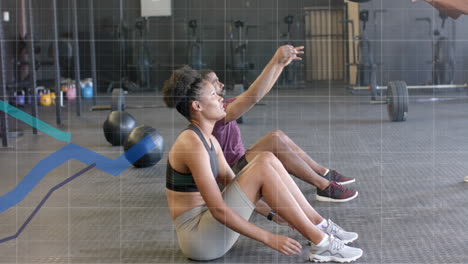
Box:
(322, 170, 355, 185)
(320, 219, 358, 244)
(309, 235, 363, 263)
(316, 182, 358, 202)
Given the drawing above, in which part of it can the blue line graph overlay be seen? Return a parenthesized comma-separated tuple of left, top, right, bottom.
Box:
(0, 164, 96, 244)
(0, 135, 156, 213)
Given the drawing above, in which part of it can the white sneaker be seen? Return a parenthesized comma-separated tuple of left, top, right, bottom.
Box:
(323, 219, 358, 244)
(309, 219, 358, 246)
(309, 235, 363, 263)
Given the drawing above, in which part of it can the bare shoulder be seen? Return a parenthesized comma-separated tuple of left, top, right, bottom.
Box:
(173, 130, 203, 150)
(168, 130, 205, 164)
(179, 129, 197, 139)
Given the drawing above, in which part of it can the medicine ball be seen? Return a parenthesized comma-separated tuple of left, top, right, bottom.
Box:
(103, 111, 137, 146)
(124, 125, 164, 168)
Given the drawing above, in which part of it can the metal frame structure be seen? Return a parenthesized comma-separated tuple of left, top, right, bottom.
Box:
(0, 0, 98, 147)
(88, 0, 98, 106)
(0, 0, 9, 146)
(27, 0, 39, 135)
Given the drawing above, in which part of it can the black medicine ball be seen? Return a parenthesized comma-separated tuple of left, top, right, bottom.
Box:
(124, 125, 165, 168)
(103, 111, 137, 146)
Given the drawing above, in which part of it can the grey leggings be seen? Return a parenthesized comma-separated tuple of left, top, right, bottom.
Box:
(173, 179, 255, 261)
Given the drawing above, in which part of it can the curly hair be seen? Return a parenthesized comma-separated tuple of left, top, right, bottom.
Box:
(163, 66, 204, 120)
(199, 69, 214, 80)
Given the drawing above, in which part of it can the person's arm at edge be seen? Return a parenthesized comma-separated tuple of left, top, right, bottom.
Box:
(413, 0, 468, 19)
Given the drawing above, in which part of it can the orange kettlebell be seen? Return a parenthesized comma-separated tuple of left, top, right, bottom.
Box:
(40, 93, 52, 106)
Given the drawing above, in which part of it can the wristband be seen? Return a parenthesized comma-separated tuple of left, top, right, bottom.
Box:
(267, 210, 275, 221)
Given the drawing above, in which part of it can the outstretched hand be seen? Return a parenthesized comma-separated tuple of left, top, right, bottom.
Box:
(275, 45, 304, 67)
(264, 233, 302, 256)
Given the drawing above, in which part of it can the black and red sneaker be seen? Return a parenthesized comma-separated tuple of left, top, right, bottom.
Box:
(316, 182, 358, 202)
(323, 170, 355, 185)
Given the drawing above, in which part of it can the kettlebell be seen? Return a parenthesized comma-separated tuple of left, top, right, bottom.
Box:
(15, 91, 25, 106)
(66, 84, 77, 101)
(40, 93, 52, 106)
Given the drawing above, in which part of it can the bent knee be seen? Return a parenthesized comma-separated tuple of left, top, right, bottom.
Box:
(253, 151, 278, 164)
(269, 129, 284, 138)
(268, 129, 288, 142)
(255, 151, 276, 161)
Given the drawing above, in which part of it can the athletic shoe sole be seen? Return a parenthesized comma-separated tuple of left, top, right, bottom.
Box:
(309, 250, 363, 263)
(316, 191, 358, 203)
(335, 178, 356, 185)
(308, 234, 357, 246)
(337, 233, 358, 244)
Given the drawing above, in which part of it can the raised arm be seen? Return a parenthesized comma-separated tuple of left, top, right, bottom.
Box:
(224, 45, 304, 122)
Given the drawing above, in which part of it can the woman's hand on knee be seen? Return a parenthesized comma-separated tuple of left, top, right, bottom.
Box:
(264, 233, 302, 256)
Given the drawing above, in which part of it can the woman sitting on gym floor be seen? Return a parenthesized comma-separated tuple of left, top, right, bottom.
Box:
(200, 45, 358, 203)
(163, 66, 363, 262)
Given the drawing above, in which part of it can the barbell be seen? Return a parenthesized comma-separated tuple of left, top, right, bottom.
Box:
(351, 82, 468, 122)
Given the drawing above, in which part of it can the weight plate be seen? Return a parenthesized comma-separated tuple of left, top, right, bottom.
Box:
(387, 81, 408, 122)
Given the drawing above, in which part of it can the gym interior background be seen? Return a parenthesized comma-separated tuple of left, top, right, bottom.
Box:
(0, 0, 467, 263)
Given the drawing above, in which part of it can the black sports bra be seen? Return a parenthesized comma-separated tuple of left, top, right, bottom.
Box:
(166, 125, 219, 192)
